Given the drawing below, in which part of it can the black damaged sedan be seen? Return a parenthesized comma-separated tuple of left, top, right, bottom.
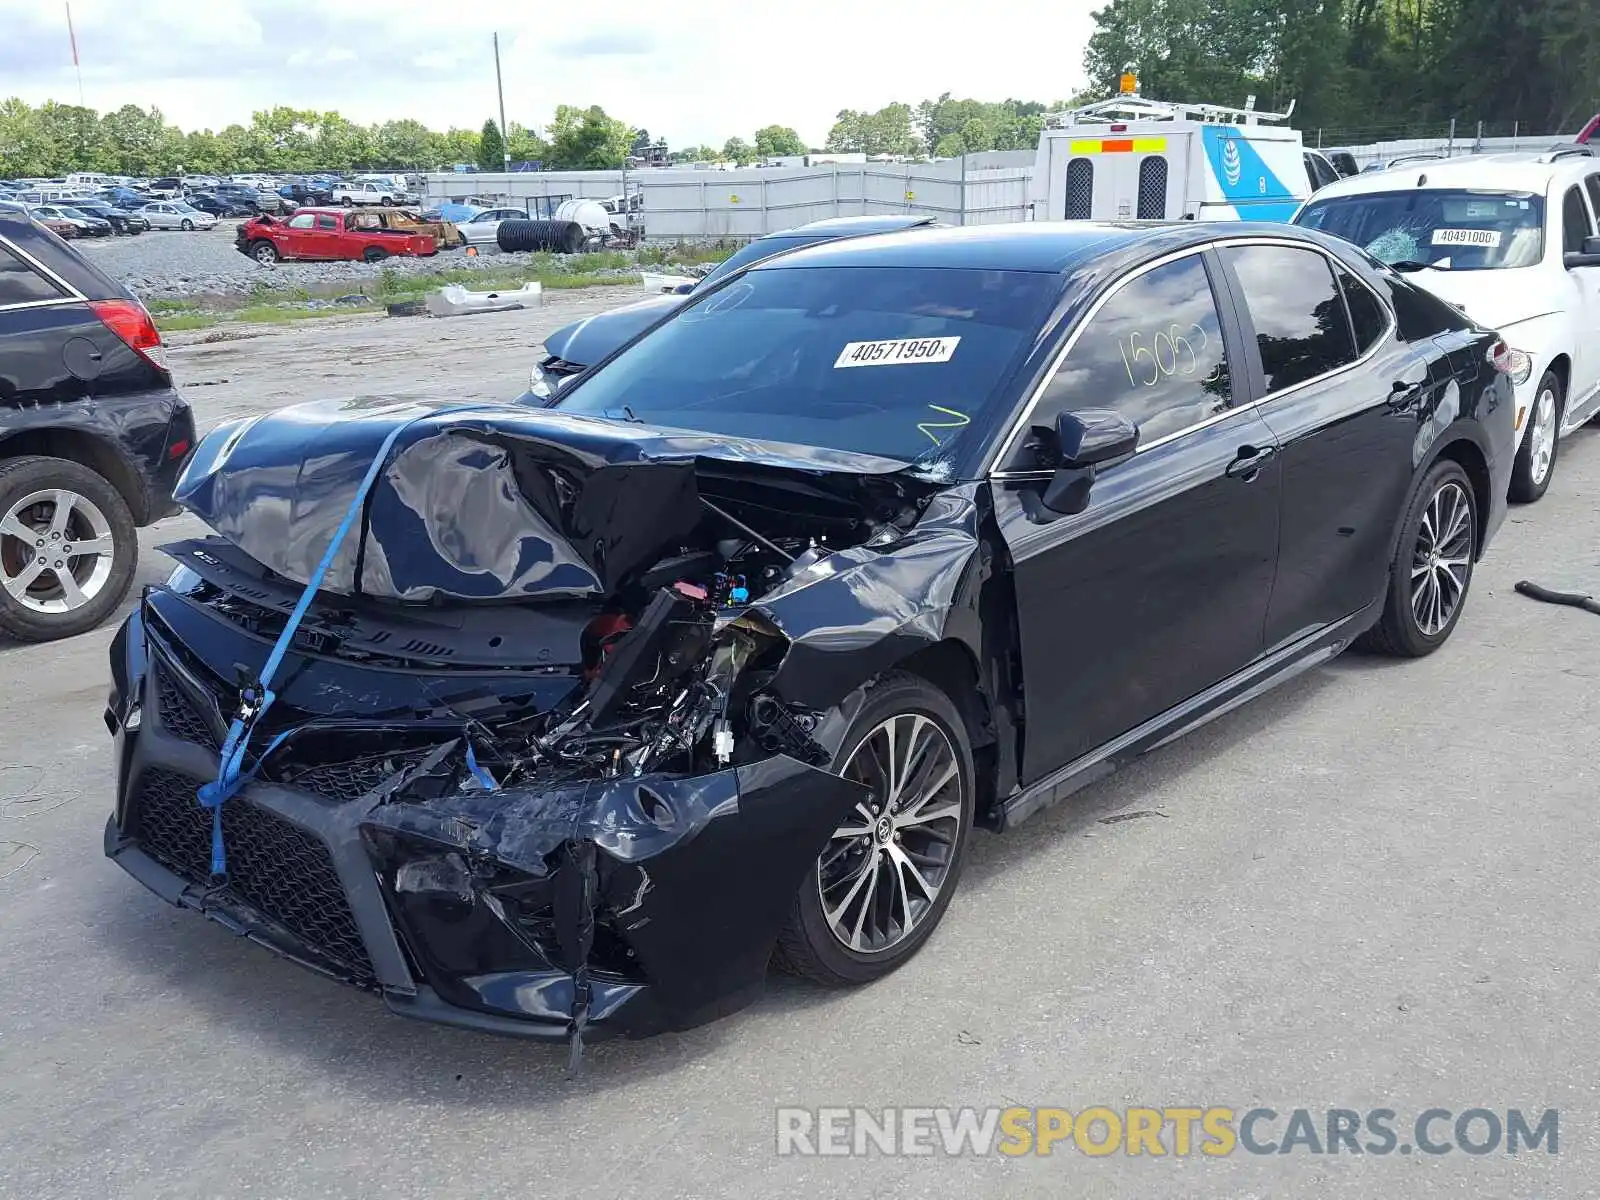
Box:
(105, 222, 1516, 1046)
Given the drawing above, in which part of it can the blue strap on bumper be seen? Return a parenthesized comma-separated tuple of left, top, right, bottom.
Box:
(194, 407, 477, 877)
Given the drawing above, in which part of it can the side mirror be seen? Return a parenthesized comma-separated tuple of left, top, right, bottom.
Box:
(672, 282, 696, 295)
(1027, 410, 1139, 516)
(1052, 408, 1139, 469)
(1564, 234, 1600, 269)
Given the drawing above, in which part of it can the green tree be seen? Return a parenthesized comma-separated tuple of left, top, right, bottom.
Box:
(477, 118, 506, 170)
(98, 105, 165, 174)
(722, 136, 755, 164)
(505, 122, 548, 165)
(373, 118, 442, 168)
(753, 124, 806, 157)
(547, 104, 633, 168)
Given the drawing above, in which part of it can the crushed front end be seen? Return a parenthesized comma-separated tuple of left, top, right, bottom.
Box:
(104, 399, 981, 1042)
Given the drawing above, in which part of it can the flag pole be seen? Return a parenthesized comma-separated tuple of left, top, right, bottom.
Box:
(66, 1, 84, 107)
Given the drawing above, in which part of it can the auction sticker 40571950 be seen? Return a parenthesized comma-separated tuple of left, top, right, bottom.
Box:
(834, 337, 960, 368)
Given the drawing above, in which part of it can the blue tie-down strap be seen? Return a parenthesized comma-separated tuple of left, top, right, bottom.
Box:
(194, 406, 482, 878)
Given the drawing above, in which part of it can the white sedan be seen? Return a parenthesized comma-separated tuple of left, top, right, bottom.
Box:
(459, 207, 530, 246)
(139, 201, 218, 231)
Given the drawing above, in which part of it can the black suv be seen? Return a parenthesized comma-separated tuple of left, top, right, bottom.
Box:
(0, 204, 195, 642)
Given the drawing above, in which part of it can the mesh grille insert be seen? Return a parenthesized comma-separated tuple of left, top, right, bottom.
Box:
(129, 766, 374, 981)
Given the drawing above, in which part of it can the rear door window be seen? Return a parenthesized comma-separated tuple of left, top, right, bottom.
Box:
(1223, 244, 1358, 393)
(0, 244, 67, 307)
(1562, 185, 1594, 253)
(1336, 267, 1390, 353)
(316, 215, 339, 231)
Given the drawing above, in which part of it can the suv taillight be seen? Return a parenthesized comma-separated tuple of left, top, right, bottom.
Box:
(89, 298, 168, 372)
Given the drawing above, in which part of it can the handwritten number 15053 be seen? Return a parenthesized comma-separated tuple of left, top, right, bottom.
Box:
(1118, 323, 1209, 388)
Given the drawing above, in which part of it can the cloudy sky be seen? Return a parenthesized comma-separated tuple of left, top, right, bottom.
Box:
(1, 0, 1097, 147)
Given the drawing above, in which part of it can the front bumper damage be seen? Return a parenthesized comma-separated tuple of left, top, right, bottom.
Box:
(103, 397, 1011, 1046)
(106, 603, 866, 1042)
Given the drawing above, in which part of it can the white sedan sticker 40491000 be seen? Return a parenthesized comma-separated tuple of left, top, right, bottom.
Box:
(833, 336, 960, 368)
(1431, 228, 1502, 248)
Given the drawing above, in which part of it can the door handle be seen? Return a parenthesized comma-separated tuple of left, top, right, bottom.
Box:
(1225, 444, 1276, 480)
(1388, 378, 1427, 411)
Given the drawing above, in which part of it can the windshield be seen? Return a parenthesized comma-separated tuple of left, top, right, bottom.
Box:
(173, 203, 198, 213)
(555, 265, 1056, 465)
(59, 207, 92, 219)
(697, 235, 824, 289)
(1296, 189, 1545, 270)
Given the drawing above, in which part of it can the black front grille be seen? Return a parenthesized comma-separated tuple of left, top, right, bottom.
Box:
(278, 750, 432, 803)
(130, 767, 375, 981)
(155, 669, 220, 752)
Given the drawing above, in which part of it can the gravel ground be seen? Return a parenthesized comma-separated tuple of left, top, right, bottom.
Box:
(3, 298, 1600, 1197)
(74, 222, 668, 301)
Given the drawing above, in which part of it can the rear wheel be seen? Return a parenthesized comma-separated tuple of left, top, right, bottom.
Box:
(1359, 459, 1476, 657)
(342, 196, 354, 207)
(362, 246, 388, 263)
(774, 672, 974, 985)
(1508, 370, 1562, 503)
(0, 457, 137, 643)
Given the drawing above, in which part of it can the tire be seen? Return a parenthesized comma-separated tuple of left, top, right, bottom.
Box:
(1508, 370, 1563, 503)
(342, 196, 354, 207)
(1359, 459, 1476, 658)
(0, 456, 138, 643)
(251, 240, 279, 264)
(362, 246, 388, 263)
(773, 671, 976, 986)
(380, 196, 393, 207)
(180, 218, 194, 231)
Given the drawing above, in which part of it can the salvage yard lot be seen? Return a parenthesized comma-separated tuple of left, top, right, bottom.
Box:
(3, 289, 1599, 1198)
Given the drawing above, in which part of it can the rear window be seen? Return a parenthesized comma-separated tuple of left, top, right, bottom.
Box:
(555, 266, 1058, 466)
(0, 243, 66, 307)
(1296, 189, 1545, 270)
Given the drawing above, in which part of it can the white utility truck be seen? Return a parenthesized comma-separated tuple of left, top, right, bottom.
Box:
(1031, 74, 1310, 223)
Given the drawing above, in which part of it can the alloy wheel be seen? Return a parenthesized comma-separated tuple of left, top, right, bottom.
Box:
(818, 713, 964, 955)
(1410, 480, 1472, 636)
(0, 489, 117, 615)
(1529, 384, 1557, 486)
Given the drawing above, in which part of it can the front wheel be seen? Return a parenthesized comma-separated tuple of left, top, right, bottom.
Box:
(251, 241, 279, 264)
(773, 672, 975, 985)
(1359, 459, 1476, 657)
(179, 218, 194, 231)
(1508, 370, 1563, 503)
(0, 456, 138, 642)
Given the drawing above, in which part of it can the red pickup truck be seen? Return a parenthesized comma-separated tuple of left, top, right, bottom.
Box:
(236, 207, 436, 264)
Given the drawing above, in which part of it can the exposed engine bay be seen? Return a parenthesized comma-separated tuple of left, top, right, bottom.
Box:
(106, 397, 1005, 1051)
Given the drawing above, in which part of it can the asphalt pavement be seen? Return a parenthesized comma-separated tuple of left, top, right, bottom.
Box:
(2, 315, 1598, 1197)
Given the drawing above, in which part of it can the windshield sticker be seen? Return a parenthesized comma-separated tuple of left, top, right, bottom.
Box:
(1432, 228, 1502, 248)
(834, 337, 960, 368)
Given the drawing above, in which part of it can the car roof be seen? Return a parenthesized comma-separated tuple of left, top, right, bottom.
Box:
(749, 220, 1233, 274)
(787, 214, 940, 235)
(1306, 153, 1595, 200)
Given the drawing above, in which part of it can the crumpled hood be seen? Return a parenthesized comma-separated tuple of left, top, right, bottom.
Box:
(173, 396, 911, 603)
(543, 294, 685, 367)
(1402, 268, 1560, 332)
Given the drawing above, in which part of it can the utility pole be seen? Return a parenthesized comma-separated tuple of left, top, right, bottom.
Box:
(493, 32, 510, 174)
